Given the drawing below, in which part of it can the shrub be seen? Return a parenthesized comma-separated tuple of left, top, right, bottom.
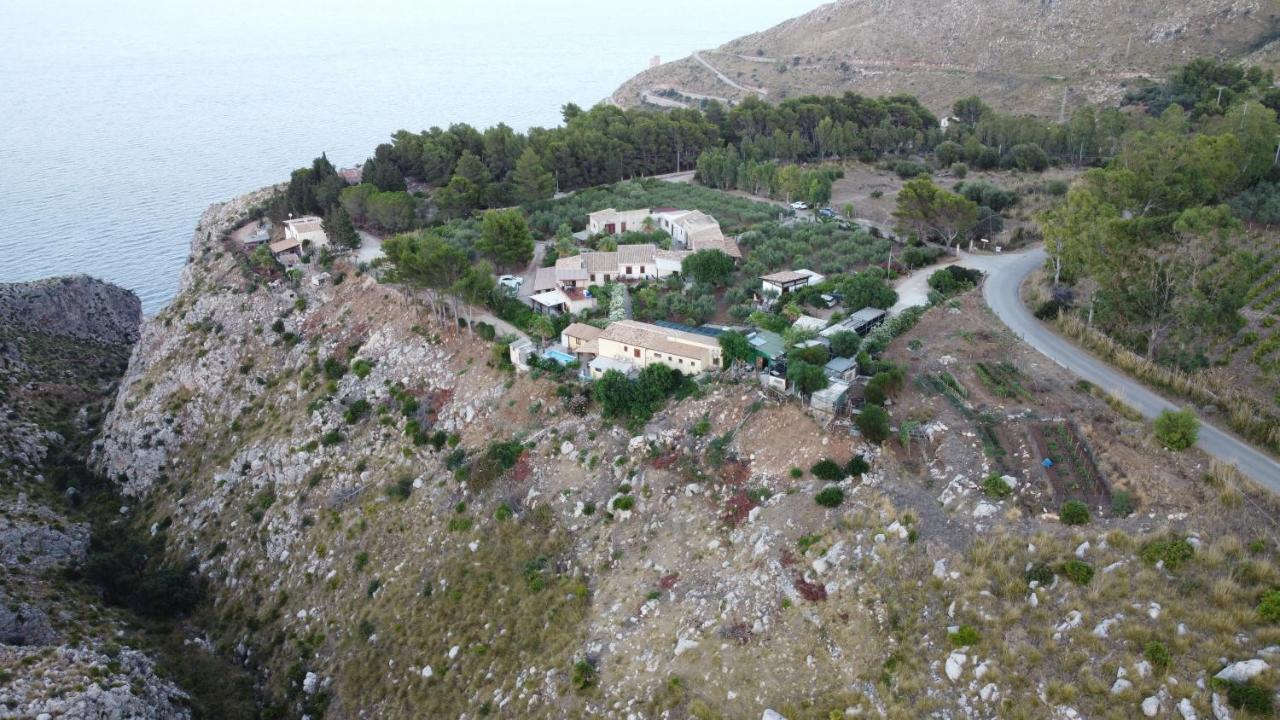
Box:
(343, 398, 370, 424)
(320, 430, 344, 446)
(1144, 641, 1171, 671)
(981, 474, 1012, 499)
(612, 495, 635, 512)
(571, 660, 597, 691)
(1257, 589, 1280, 622)
(322, 357, 347, 380)
(1216, 679, 1274, 715)
(845, 454, 870, 477)
(1061, 559, 1094, 585)
(351, 359, 374, 379)
(1111, 491, 1135, 517)
(857, 405, 891, 443)
(1059, 500, 1089, 525)
(385, 475, 414, 501)
(1025, 561, 1055, 585)
(810, 459, 846, 482)
(1153, 408, 1199, 450)
(789, 467, 804, 479)
(815, 486, 845, 508)
(949, 625, 980, 647)
(1140, 537, 1195, 570)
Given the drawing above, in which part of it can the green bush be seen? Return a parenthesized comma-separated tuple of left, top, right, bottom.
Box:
(1059, 500, 1090, 525)
(1111, 491, 1135, 517)
(322, 357, 347, 380)
(857, 405, 891, 443)
(845, 454, 870, 477)
(1216, 679, 1274, 715)
(949, 625, 980, 647)
(1144, 641, 1171, 671)
(1061, 559, 1094, 585)
(1025, 561, 1055, 585)
(815, 486, 845, 508)
(320, 430, 344, 446)
(1257, 589, 1280, 622)
(571, 659, 597, 691)
(385, 475, 414, 501)
(789, 467, 804, 479)
(981, 474, 1012, 499)
(351, 359, 374, 379)
(810, 459, 846, 482)
(1140, 537, 1195, 570)
(612, 495, 635, 512)
(1153, 408, 1199, 450)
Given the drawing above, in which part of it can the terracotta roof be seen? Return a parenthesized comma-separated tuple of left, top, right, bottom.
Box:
(563, 323, 602, 342)
(533, 267, 558, 292)
(654, 249, 692, 263)
(555, 256, 588, 281)
(600, 320, 720, 366)
(692, 235, 742, 259)
(269, 238, 301, 254)
(761, 270, 810, 284)
(582, 251, 619, 273)
(617, 244, 657, 265)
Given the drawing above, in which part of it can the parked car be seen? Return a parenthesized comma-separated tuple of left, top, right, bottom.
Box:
(498, 275, 524, 292)
(818, 207, 837, 218)
(789, 201, 808, 210)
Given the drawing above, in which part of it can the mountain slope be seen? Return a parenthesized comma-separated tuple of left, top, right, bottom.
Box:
(614, 0, 1280, 115)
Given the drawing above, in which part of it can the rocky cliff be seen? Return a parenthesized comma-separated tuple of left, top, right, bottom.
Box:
(613, 0, 1280, 115)
(88, 188, 1280, 719)
(0, 276, 191, 719)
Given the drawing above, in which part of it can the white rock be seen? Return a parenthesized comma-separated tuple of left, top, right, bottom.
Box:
(421, 665, 433, 678)
(1215, 659, 1269, 683)
(972, 502, 998, 518)
(1075, 541, 1090, 558)
(812, 558, 830, 574)
(1179, 698, 1198, 720)
(1111, 678, 1133, 694)
(762, 711, 787, 720)
(979, 683, 999, 702)
(1142, 696, 1160, 717)
(1136, 660, 1153, 679)
(303, 671, 318, 694)
(1028, 592, 1039, 608)
(874, 533, 886, 544)
(448, 645, 460, 660)
(1213, 693, 1232, 720)
(1148, 603, 1162, 620)
(675, 637, 699, 656)
(933, 559, 947, 579)
(945, 651, 967, 682)
(560, 441, 574, 455)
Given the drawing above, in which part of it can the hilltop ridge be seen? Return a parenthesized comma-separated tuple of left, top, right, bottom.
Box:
(613, 0, 1280, 115)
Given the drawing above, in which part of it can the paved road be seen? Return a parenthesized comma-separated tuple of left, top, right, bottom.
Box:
(692, 52, 767, 97)
(939, 246, 1280, 488)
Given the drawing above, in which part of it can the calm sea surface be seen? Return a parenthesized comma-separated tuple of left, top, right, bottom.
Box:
(0, 2, 814, 313)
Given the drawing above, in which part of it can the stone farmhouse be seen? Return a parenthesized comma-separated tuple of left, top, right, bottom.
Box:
(559, 320, 724, 379)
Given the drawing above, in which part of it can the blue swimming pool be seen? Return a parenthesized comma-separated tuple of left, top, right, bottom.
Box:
(543, 350, 576, 366)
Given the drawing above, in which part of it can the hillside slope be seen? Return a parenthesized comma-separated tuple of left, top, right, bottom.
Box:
(87, 188, 1280, 718)
(613, 0, 1280, 115)
(0, 277, 193, 719)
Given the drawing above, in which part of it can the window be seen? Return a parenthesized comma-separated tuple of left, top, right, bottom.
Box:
(590, 274, 596, 282)
(626, 266, 633, 274)
(634, 349, 641, 358)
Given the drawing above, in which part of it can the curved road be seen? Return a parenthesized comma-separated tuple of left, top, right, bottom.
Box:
(973, 247, 1279, 488)
(893, 246, 1279, 487)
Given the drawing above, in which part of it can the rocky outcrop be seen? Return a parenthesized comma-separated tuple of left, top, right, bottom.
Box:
(0, 645, 190, 720)
(0, 275, 141, 347)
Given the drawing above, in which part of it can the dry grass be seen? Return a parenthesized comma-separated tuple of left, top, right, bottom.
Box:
(1056, 315, 1280, 453)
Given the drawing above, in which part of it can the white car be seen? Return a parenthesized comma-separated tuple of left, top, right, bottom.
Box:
(789, 201, 809, 210)
(498, 275, 524, 291)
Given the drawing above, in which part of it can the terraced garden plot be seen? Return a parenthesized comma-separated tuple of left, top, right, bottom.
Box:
(1027, 421, 1110, 510)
